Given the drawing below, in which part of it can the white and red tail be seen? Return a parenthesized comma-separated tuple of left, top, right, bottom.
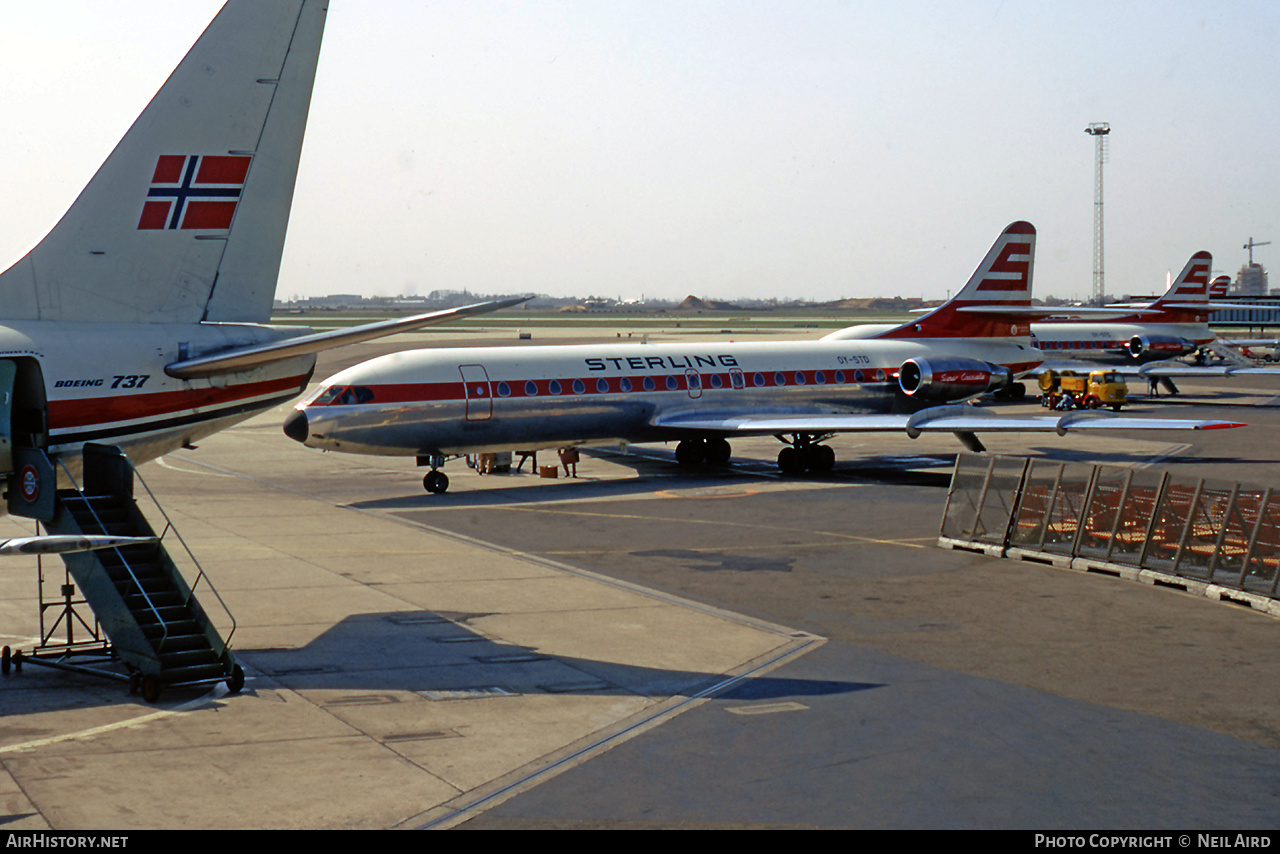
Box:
(0, 0, 326, 325)
(1144, 251, 1212, 320)
(874, 221, 1036, 340)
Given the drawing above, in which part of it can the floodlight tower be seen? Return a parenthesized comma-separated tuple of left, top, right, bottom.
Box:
(1085, 122, 1110, 305)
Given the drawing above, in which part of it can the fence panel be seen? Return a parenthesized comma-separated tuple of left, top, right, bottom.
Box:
(940, 454, 1280, 605)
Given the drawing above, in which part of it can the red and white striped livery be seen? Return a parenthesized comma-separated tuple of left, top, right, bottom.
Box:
(1030, 252, 1218, 361)
(286, 222, 1244, 494)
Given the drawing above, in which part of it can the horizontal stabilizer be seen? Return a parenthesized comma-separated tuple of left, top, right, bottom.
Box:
(166, 296, 531, 379)
(1154, 303, 1255, 311)
(956, 306, 1132, 320)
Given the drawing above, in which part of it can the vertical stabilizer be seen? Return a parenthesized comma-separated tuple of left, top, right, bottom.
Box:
(0, 0, 327, 324)
(874, 221, 1037, 339)
(1147, 251, 1212, 316)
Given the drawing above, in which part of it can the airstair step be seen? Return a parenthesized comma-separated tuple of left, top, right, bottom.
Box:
(140, 619, 201, 640)
(159, 663, 228, 685)
(154, 634, 213, 653)
(121, 592, 184, 612)
(108, 566, 171, 588)
(159, 648, 220, 669)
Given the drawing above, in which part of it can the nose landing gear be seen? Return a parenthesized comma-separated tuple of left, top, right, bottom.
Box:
(419, 454, 450, 494)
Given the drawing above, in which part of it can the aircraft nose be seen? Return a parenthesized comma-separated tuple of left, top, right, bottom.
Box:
(282, 409, 308, 443)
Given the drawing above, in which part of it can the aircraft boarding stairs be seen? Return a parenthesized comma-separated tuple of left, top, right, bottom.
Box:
(1202, 339, 1256, 367)
(1, 444, 241, 703)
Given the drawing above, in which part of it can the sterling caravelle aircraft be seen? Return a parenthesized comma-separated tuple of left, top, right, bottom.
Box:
(0, 0, 516, 524)
(1026, 254, 1280, 386)
(284, 222, 1244, 494)
(1029, 252, 1219, 362)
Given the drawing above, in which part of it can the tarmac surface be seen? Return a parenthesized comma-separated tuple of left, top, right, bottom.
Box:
(2, 327, 1280, 829)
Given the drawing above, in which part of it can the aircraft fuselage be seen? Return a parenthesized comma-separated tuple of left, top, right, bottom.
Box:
(1031, 320, 1213, 362)
(288, 337, 1041, 456)
(0, 321, 314, 468)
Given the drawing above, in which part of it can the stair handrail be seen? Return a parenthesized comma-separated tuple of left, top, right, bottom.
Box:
(56, 452, 238, 656)
(54, 458, 172, 654)
(121, 455, 238, 655)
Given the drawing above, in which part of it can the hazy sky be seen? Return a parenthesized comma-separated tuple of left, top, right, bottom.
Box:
(2, 1, 1277, 303)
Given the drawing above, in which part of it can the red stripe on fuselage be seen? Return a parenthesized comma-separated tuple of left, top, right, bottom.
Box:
(49, 374, 308, 430)
(310, 362, 1042, 407)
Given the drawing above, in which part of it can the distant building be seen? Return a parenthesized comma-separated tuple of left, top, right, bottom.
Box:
(1234, 263, 1269, 296)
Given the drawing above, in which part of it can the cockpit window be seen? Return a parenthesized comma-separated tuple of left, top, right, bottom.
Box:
(311, 384, 374, 406)
(334, 386, 375, 405)
(312, 385, 346, 405)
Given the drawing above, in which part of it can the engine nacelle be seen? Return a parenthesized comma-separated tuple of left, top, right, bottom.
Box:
(1127, 334, 1195, 360)
(898, 357, 1012, 400)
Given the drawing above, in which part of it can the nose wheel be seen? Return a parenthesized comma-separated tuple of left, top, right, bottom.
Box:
(423, 470, 450, 494)
(419, 454, 450, 494)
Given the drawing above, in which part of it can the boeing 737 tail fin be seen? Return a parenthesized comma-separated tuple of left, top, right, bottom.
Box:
(0, 0, 326, 325)
(873, 221, 1037, 340)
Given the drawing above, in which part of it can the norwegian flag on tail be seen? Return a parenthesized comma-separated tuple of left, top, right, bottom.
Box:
(137, 154, 251, 230)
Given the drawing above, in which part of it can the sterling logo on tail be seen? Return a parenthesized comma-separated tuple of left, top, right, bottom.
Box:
(1172, 263, 1210, 295)
(137, 154, 251, 230)
(975, 240, 1032, 292)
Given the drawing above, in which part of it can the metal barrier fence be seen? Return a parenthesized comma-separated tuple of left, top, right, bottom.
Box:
(939, 453, 1280, 611)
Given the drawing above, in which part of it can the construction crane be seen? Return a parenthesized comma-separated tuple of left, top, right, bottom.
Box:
(1244, 237, 1271, 266)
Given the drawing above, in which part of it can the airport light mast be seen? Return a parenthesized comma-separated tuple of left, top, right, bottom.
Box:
(1085, 123, 1111, 305)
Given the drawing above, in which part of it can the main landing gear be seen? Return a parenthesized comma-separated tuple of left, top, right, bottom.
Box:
(673, 435, 837, 475)
(419, 454, 450, 494)
(674, 437, 732, 467)
(776, 434, 836, 474)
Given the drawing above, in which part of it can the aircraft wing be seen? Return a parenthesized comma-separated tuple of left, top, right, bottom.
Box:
(165, 296, 531, 380)
(1132, 361, 1280, 378)
(0, 535, 157, 557)
(651, 404, 1244, 437)
(1024, 358, 1280, 380)
(1217, 338, 1280, 348)
(1024, 359, 1127, 377)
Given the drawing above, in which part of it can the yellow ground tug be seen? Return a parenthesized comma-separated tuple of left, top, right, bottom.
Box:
(1038, 369, 1128, 411)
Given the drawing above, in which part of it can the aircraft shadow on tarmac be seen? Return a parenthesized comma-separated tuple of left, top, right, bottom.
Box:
(347, 450, 960, 510)
(349, 468, 769, 510)
(237, 610, 875, 702)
